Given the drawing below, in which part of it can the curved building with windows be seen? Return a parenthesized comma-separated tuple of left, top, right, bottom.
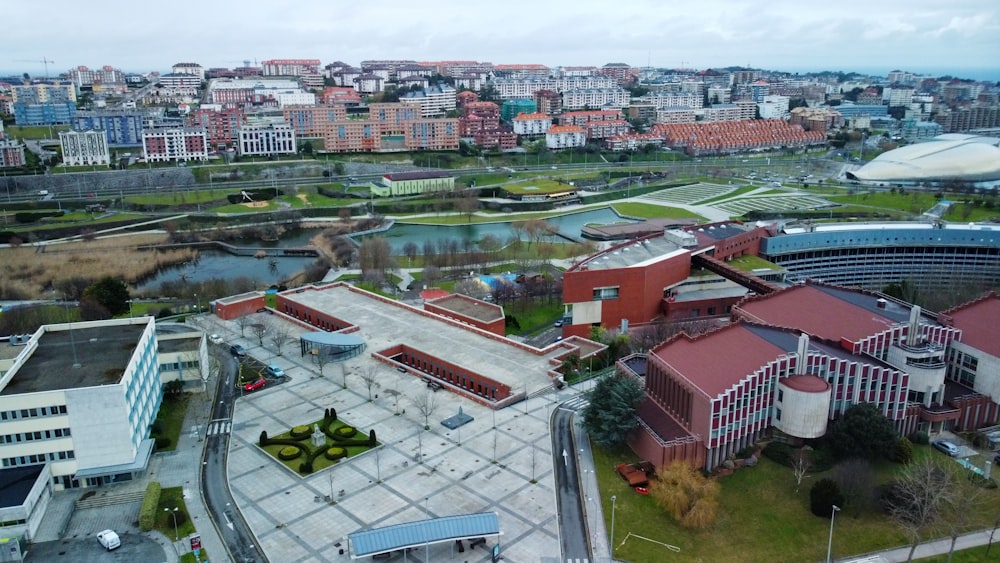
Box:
(847, 134, 1000, 186)
(760, 222, 1000, 290)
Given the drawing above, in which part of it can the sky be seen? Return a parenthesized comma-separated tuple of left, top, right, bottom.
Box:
(2, 0, 999, 80)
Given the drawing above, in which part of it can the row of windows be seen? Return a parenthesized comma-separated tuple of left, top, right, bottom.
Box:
(0, 405, 68, 421)
(592, 286, 619, 301)
(2, 450, 74, 468)
(159, 360, 199, 372)
(0, 427, 71, 444)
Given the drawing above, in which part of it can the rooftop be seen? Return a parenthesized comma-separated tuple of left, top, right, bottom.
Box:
(4, 321, 148, 395)
(943, 292, 1000, 358)
(0, 465, 44, 507)
(426, 294, 504, 323)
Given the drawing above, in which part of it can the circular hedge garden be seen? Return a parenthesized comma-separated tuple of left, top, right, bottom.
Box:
(278, 446, 302, 460)
(334, 426, 357, 438)
(325, 447, 347, 461)
(290, 425, 311, 439)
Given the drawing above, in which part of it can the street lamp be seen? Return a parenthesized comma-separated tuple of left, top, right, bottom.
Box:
(826, 504, 840, 563)
(165, 507, 179, 541)
(610, 495, 617, 556)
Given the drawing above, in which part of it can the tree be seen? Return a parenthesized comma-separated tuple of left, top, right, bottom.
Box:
(81, 277, 130, 317)
(384, 389, 401, 414)
(402, 242, 419, 268)
(827, 403, 898, 461)
(833, 458, 877, 516)
(334, 162, 346, 177)
(940, 469, 990, 562)
(268, 321, 292, 356)
(358, 236, 394, 276)
(455, 192, 479, 223)
(792, 449, 812, 492)
(882, 459, 955, 562)
(410, 391, 438, 430)
(651, 461, 720, 529)
(358, 365, 380, 401)
(235, 314, 251, 337)
(580, 374, 644, 449)
(809, 478, 845, 517)
(250, 317, 267, 347)
(312, 349, 329, 377)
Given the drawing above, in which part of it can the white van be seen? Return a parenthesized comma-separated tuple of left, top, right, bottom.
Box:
(96, 529, 121, 550)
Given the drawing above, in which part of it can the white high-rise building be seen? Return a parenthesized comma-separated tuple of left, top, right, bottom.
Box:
(237, 122, 297, 156)
(59, 130, 110, 166)
(758, 95, 790, 120)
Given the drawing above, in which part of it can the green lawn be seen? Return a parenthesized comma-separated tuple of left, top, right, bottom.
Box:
(611, 202, 705, 220)
(259, 418, 378, 475)
(500, 178, 583, 195)
(594, 444, 1000, 563)
(504, 301, 563, 335)
(727, 254, 783, 272)
(151, 395, 189, 452)
(157, 486, 198, 543)
(828, 191, 999, 222)
(5, 124, 70, 140)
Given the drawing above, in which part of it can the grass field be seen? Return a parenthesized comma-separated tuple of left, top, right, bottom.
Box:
(156, 486, 198, 542)
(500, 178, 583, 195)
(4, 124, 70, 140)
(829, 191, 999, 222)
(611, 202, 705, 220)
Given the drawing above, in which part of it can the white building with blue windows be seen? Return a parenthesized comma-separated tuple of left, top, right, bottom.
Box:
(0, 317, 161, 491)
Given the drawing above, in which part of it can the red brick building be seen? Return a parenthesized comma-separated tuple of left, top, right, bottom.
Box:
(187, 108, 245, 150)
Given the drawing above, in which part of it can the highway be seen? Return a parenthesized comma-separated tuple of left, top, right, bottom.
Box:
(201, 352, 267, 563)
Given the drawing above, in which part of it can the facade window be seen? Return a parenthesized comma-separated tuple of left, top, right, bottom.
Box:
(592, 286, 619, 301)
(775, 408, 782, 421)
(777, 390, 784, 403)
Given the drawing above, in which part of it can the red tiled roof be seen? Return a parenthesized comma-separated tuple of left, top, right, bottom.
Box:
(735, 284, 899, 345)
(547, 125, 585, 134)
(419, 289, 451, 301)
(943, 292, 1000, 358)
(651, 324, 788, 397)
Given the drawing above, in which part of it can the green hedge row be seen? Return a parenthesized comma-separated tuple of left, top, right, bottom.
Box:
(15, 210, 65, 224)
(138, 481, 161, 532)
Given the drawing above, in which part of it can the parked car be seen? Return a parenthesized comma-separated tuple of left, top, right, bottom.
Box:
(265, 364, 285, 378)
(208, 334, 223, 344)
(933, 440, 961, 457)
(230, 344, 247, 358)
(244, 378, 266, 392)
(96, 530, 121, 551)
(553, 319, 564, 327)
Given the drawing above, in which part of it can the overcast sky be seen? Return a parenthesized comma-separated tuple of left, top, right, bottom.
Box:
(3, 0, 998, 79)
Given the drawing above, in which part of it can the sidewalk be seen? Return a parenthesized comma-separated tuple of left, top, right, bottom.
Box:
(839, 530, 999, 562)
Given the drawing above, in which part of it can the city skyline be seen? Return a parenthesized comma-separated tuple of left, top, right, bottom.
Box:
(2, 0, 998, 80)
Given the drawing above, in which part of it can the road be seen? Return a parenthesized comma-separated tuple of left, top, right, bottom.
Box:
(551, 398, 592, 561)
(201, 352, 267, 563)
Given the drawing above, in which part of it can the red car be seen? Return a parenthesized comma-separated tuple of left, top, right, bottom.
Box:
(244, 378, 266, 392)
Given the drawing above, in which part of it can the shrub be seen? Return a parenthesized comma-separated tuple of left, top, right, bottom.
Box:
(908, 431, 929, 445)
(139, 481, 162, 532)
(325, 447, 347, 461)
(810, 478, 845, 517)
(154, 437, 172, 451)
(259, 431, 268, 446)
(369, 429, 377, 446)
(290, 426, 311, 439)
(889, 437, 913, 464)
(299, 461, 313, 474)
(334, 426, 357, 438)
(278, 446, 302, 461)
(762, 441, 794, 467)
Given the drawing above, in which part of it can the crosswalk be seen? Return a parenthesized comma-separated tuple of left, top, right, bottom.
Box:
(560, 396, 590, 411)
(206, 419, 232, 436)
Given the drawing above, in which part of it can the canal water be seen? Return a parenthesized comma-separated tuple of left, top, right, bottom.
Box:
(137, 207, 633, 289)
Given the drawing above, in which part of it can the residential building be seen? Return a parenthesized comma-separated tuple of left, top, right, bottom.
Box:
(401, 84, 457, 117)
(237, 122, 296, 156)
(655, 106, 696, 125)
(749, 80, 770, 102)
(511, 112, 552, 136)
(13, 102, 76, 125)
(187, 107, 245, 150)
(627, 104, 658, 124)
(141, 127, 208, 162)
(171, 63, 205, 80)
(368, 103, 423, 132)
(493, 64, 550, 78)
(933, 105, 1000, 133)
(156, 73, 202, 91)
(360, 60, 420, 78)
(534, 89, 562, 116)
(453, 74, 488, 91)
(262, 59, 323, 88)
(403, 118, 460, 151)
(0, 317, 160, 490)
(789, 106, 843, 132)
(500, 99, 537, 122)
(598, 63, 634, 83)
(652, 119, 826, 155)
(702, 101, 757, 122)
(0, 139, 26, 168)
(59, 130, 110, 166)
(562, 88, 630, 110)
(604, 132, 665, 152)
(74, 109, 156, 146)
(353, 74, 385, 95)
(583, 120, 631, 140)
(560, 66, 597, 77)
(11, 82, 76, 104)
(419, 60, 494, 77)
(558, 110, 623, 126)
(757, 95, 790, 119)
(833, 104, 888, 120)
(205, 78, 308, 106)
(66, 65, 125, 89)
(329, 66, 362, 88)
(319, 87, 362, 106)
(472, 128, 517, 150)
(636, 92, 703, 109)
(459, 102, 501, 136)
(371, 171, 455, 197)
(283, 105, 349, 137)
(321, 120, 379, 152)
(706, 86, 731, 104)
(545, 124, 586, 150)
(888, 87, 915, 107)
(491, 76, 618, 99)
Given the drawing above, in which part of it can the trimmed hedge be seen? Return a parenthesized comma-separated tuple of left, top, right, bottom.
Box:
(278, 446, 302, 460)
(325, 447, 347, 461)
(334, 426, 356, 438)
(138, 481, 162, 532)
(15, 210, 64, 224)
(290, 425, 311, 439)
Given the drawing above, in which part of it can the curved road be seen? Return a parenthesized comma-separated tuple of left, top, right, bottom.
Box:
(201, 353, 266, 563)
(551, 398, 592, 561)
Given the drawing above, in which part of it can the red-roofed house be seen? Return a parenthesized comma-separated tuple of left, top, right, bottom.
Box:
(545, 124, 586, 150)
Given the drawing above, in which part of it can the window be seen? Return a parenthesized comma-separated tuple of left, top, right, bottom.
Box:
(592, 286, 619, 301)
(777, 390, 784, 403)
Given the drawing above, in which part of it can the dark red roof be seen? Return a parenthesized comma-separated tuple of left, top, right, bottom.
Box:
(419, 289, 451, 301)
(736, 284, 899, 345)
(782, 375, 829, 393)
(651, 324, 787, 397)
(944, 293, 1000, 358)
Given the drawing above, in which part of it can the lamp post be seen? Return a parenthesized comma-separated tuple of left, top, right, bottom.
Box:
(165, 507, 179, 541)
(610, 495, 617, 556)
(826, 504, 840, 563)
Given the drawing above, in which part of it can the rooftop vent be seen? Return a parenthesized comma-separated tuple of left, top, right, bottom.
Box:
(876, 298, 887, 309)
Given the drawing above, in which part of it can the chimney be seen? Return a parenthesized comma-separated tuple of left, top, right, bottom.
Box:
(796, 333, 810, 375)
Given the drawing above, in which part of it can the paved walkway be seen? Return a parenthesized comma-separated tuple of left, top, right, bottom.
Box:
(839, 530, 999, 562)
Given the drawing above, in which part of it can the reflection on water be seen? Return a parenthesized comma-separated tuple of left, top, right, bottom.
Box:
(138, 207, 632, 288)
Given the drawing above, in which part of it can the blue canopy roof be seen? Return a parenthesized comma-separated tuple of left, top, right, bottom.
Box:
(349, 512, 500, 558)
(300, 332, 365, 347)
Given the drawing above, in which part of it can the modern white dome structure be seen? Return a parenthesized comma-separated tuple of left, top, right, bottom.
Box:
(847, 134, 1000, 184)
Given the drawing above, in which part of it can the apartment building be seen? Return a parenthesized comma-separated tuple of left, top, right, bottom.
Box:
(403, 118, 459, 151)
(472, 128, 517, 150)
(329, 66, 362, 88)
(558, 110, 622, 126)
(11, 82, 76, 104)
(493, 64, 550, 78)
(707, 85, 731, 104)
(491, 76, 618, 99)
(59, 130, 110, 166)
(933, 105, 1000, 133)
(459, 102, 501, 136)
(187, 107, 245, 149)
(545, 124, 586, 150)
(562, 89, 630, 110)
(512, 112, 552, 136)
(0, 139, 26, 168)
(598, 63, 634, 83)
(171, 62, 205, 80)
(142, 127, 209, 162)
(66, 65, 125, 88)
(369, 103, 423, 132)
(789, 106, 843, 132)
(237, 122, 296, 156)
(157, 73, 202, 91)
(13, 102, 76, 126)
(401, 84, 457, 117)
(283, 105, 349, 137)
(702, 101, 757, 122)
(262, 59, 323, 88)
(353, 74, 385, 95)
(453, 74, 488, 91)
(604, 132, 665, 152)
(75, 109, 158, 146)
(534, 89, 562, 116)
(583, 120, 631, 140)
(0, 317, 160, 490)
(205, 78, 307, 106)
(655, 106, 697, 125)
(319, 87, 362, 106)
(636, 92, 703, 109)
(322, 121, 379, 152)
(419, 60, 494, 77)
(652, 119, 826, 156)
(888, 87, 915, 107)
(757, 95, 790, 119)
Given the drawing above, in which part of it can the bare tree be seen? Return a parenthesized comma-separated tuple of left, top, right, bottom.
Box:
(384, 389, 401, 414)
(410, 391, 438, 430)
(455, 191, 479, 223)
(358, 236, 394, 277)
(422, 265, 442, 288)
(250, 316, 267, 347)
(454, 278, 490, 301)
(940, 470, 989, 562)
(235, 314, 251, 337)
(340, 362, 348, 388)
(268, 321, 292, 356)
(313, 349, 329, 377)
(358, 364, 380, 401)
(402, 241, 419, 268)
(792, 448, 812, 492)
(883, 459, 956, 562)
